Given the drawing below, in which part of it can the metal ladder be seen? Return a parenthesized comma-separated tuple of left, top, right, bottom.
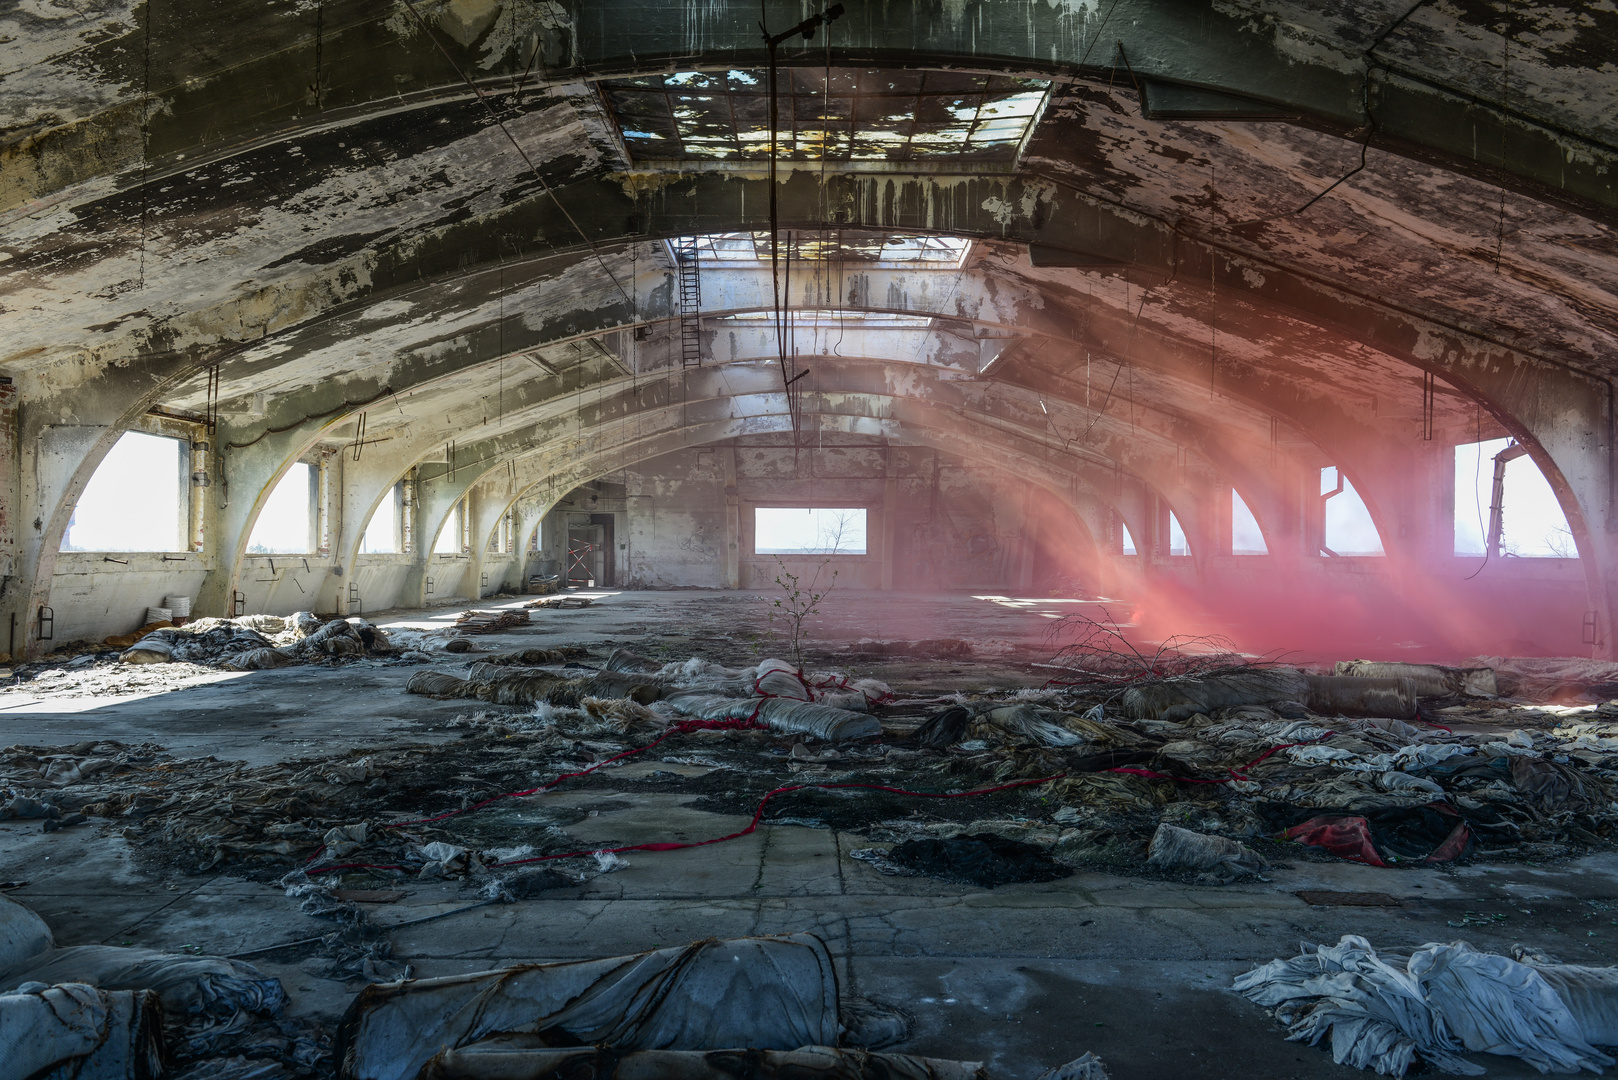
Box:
(675, 237, 702, 367)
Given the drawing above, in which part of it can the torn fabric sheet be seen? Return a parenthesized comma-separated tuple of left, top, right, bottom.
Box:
(334, 934, 842, 1080)
(1234, 935, 1617, 1076)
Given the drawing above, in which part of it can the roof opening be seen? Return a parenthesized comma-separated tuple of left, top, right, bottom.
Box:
(676, 232, 969, 267)
(603, 68, 1050, 163)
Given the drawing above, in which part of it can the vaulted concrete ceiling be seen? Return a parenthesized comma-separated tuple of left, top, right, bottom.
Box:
(3, 0, 1616, 523)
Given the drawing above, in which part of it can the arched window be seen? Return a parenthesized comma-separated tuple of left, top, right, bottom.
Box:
(1320, 466, 1383, 556)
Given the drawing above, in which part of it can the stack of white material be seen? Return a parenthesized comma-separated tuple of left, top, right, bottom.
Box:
(1235, 935, 1618, 1076)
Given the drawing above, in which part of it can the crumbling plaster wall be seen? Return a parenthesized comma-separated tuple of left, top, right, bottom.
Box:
(568, 439, 1053, 594)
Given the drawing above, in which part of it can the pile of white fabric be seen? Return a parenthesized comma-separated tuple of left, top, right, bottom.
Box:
(1235, 934, 1618, 1076)
(609, 651, 892, 712)
(601, 650, 892, 742)
(119, 613, 448, 670)
(0, 893, 294, 1076)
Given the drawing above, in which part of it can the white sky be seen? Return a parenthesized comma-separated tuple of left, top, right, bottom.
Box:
(1454, 438, 1574, 556)
(755, 507, 867, 554)
(1167, 510, 1189, 556)
(434, 503, 462, 553)
(1322, 466, 1384, 555)
(246, 463, 313, 554)
(1121, 520, 1136, 555)
(361, 488, 398, 553)
(62, 431, 183, 552)
(1232, 489, 1267, 554)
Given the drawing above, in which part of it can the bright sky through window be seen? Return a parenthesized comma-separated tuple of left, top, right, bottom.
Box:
(604, 68, 1049, 162)
(435, 503, 463, 554)
(755, 508, 867, 554)
(62, 431, 184, 552)
(1321, 466, 1384, 555)
(719, 309, 934, 329)
(1167, 510, 1189, 556)
(683, 232, 969, 266)
(361, 488, 398, 553)
(1454, 438, 1575, 556)
(1120, 521, 1136, 555)
(247, 463, 313, 554)
(1232, 489, 1268, 554)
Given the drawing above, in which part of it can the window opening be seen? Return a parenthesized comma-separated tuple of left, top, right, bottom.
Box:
(247, 462, 315, 554)
(62, 431, 187, 552)
(1454, 438, 1574, 557)
(602, 69, 1049, 163)
(1232, 489, 1268, 555)
(360, 485, 400, 554)
(1320, 466, 1384, 555)
(755, 507, 867, 554)
(719, 309, 934, 329)
(1120, 520, 1137, 556)
(435, 500, 464, 554)
(1167, 510, 1189, 556)
(681, 232, 969, 266)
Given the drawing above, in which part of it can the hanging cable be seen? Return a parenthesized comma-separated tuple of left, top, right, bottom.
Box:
(1465, 401, 1491, 580)
(762, 4, 844, 449)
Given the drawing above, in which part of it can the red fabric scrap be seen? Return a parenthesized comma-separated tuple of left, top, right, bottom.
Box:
(1284, 816, 1388, 867)
(1424, 820, 1472, 863)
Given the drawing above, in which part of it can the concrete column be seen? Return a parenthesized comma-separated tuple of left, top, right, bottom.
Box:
(1015, 480, 1036, 593)
(880, 474, 898, 591)
(721, 444, 739, 589)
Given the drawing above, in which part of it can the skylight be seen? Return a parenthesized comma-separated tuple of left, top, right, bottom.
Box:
(720, 309, 934, 328)
(684, 232, 968, 266)
(602, 68, 1050, 163)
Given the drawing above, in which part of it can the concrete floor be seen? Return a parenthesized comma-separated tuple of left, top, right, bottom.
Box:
(3, 590, 1616, 1078)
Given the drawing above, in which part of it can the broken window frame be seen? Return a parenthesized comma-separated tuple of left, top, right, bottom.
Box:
(1317, 465, 1385, 557)
(676, 231, 971, 268)
(1452, 437, 1576, 559)
(599, 68, 1052, 165)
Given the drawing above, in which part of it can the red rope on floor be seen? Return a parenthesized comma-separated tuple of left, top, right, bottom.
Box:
(486, 773, 1067, 868)
(303, 715, 767, 867)
(1105, 730, 1338, 785)
(301, 708, 1339, 877)
(382, 716, 766, 831)
(304, 772, 1065, 877)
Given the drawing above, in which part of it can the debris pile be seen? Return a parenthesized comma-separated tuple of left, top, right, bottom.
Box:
(118, 613, 456, 670)
(22, 610, 1618, 909)
(0, 892, 324, 1078)
(452, 609, 531, 634)
(1236, 934, 1618, 1077)
(524, 595, 593, 609)
(24, 637, 1618, 895)
(406, 648, 892, 740)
